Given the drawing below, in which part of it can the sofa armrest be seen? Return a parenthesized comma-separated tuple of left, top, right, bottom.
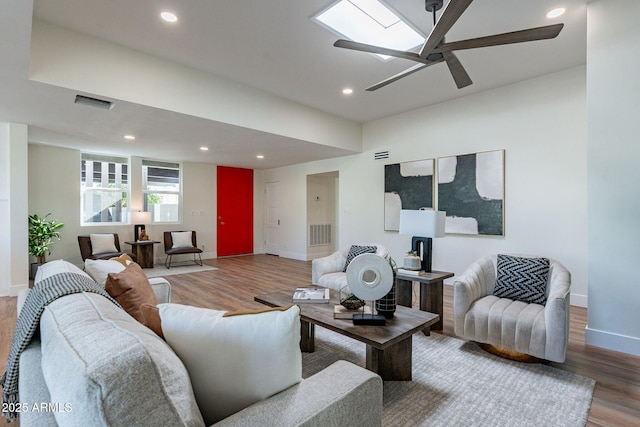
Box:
(453, 256, 496, 335)
(213, 361, 382, 427)
(149, 277, 171, 304)
(311, 251, 346, 284)
(544, 262, 571, 362)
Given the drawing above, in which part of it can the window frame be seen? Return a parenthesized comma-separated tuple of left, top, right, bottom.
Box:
(142, 159, 182, 224)
(80, 153, 130, 226)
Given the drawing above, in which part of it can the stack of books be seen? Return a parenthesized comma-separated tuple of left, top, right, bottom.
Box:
(397, 268, 427, 276)
(333, 305, 372, 319)
(292, 287, 330, 303)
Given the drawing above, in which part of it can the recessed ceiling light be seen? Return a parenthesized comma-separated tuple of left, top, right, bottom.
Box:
(314, 0, 424, 61)
(256, 155, 264, 159)
(161, 11, 178, 23)
(342, 88, 354, 95)
(124, 135, 135, 140)
(200, 146, 209, 151)
(546, 8, 566, 19)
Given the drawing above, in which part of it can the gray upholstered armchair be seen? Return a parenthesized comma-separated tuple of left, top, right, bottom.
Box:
(311, 244, 389, 291)
(453, 254, 571, 363)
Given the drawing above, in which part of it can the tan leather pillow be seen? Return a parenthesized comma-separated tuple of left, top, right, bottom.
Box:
(110, 253, 134, 267)
(105, 263, 157, 323)
(140, 303, 164, 339)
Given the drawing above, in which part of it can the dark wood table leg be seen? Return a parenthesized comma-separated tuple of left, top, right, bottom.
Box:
(136, 245, 154, 268)
(420, 280, 443, 331)
(366, 336, 412, 381)
(300, 319, 315, 352)
(396, 278, 413, 307)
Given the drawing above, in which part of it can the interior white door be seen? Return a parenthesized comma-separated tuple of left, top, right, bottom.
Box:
(265, 181, 280, 255)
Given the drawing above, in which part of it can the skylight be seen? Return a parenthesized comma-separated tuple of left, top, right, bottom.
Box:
(314, 0, 424, 61)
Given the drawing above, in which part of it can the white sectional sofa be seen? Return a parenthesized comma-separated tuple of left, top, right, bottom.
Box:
(15, 260, 383, 426)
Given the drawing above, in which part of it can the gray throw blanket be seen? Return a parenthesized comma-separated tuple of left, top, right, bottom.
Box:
(1, 272, 121, 422)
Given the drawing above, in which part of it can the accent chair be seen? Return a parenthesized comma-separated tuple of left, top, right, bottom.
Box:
(453, 254, 571, 363)
(163, 231, 203, 269)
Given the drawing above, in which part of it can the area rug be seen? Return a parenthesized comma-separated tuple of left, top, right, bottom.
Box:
(144, 264, 217, 278)
(303, 328, 595, 427)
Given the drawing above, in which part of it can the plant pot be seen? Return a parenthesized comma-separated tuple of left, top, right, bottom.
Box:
(29, 262, 43, 280)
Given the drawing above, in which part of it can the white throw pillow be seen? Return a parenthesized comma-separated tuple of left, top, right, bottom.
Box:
(90, 233, 118, 255)
(158, 304, 302, 425)
(171, 231, 194, 248)
(84, 259, 125, 286)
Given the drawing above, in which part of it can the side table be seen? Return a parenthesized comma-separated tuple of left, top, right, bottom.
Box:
(395, 270, 454, 331)
(124, 241, 160, 268)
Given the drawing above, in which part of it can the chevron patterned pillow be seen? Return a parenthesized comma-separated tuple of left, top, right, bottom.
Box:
(493, 255, 550, 305)
(343, 245, 377, 272)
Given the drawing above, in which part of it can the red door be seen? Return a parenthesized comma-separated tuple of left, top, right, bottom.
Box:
(217, 166, 254, 257)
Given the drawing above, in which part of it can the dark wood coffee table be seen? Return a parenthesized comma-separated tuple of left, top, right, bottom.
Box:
(254, 289, 439, 381)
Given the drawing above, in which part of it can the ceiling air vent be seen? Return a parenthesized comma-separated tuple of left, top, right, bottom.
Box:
(74, 95, 114, 110)
(374, 151, 389, 160)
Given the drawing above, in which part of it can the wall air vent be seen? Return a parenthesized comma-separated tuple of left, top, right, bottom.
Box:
(374, 151, 389, 160)
(74, 95, 114, 110)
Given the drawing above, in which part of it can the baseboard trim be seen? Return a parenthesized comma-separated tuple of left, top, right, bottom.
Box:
(570, 292, 588, 308)
(585, 326, 640, 357)
(278, 251, 307, 261)
(9, 283, 28, 297)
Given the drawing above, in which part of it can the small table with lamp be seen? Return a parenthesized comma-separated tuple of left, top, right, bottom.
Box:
(124, 240, 160, 268)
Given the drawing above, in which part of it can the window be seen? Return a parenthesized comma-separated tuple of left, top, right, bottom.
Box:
(81, 154, 129, 224)
(142, 160, 181, 223)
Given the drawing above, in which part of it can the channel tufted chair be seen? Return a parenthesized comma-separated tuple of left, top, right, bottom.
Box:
(453, 254, 571, 363)
(311, 244, 389, 291)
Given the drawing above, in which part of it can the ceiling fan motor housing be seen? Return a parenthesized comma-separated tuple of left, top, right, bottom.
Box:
(425, 0, 443, 12)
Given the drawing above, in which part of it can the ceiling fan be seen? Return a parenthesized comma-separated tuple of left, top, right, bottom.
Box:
(333, 0, 564, 91)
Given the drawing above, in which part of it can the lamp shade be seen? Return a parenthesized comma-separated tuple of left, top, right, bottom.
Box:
(399, 209, 445, 238)
(129, 211, 152, 224)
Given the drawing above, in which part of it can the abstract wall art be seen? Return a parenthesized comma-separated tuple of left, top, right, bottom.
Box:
(437, 150, 504, 236)
(384, 159, 434, 231)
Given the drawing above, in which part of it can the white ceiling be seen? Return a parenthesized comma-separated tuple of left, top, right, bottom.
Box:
(0, 0, 587, 169)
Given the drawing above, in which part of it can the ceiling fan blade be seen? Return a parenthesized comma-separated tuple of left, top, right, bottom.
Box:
(365, 59, 445, 91)
(420, 0, 474, 59)
(334, 39, 430, 64)
(433, 23, 564, 53)
(443, 52, 472, 89)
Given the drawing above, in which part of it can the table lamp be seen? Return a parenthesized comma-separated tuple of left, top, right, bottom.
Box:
(130, 211, 152, 242)
(399, 209, 445, 272)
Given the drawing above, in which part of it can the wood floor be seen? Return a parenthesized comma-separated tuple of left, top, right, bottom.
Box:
(1, 254, 639, 426)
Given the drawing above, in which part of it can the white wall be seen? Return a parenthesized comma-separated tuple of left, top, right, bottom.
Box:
(263, 66, 588, 306)
(28, 144, 219, 267)
(585, 0, 640, 355)
(0, 123, 29, 296)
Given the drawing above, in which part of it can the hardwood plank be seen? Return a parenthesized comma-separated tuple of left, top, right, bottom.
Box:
(1, 254, 639, 426)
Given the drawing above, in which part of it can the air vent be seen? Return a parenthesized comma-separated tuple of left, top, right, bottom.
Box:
(374, 151, 389, 160)
(74, 95, 114, 110)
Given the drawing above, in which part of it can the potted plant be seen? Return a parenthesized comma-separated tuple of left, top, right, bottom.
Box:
(28, 213, 64, 279)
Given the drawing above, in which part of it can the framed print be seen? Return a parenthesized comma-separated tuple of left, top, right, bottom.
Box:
(384, 159, 434, 231)
(437, 150, 504, 236)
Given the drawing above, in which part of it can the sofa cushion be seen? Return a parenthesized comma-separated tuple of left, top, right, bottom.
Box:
(89, 233, 118, 255)
(158, 303, 302, 425)
(39, 292, 204, 427)
(106, 263, 158, 322)
(84, 258, 125, 286)
(35, 259, 92, 284)
(110, 253, 135, 267)
(343, 245, 377, 272)
(493, 255, 550, 305)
